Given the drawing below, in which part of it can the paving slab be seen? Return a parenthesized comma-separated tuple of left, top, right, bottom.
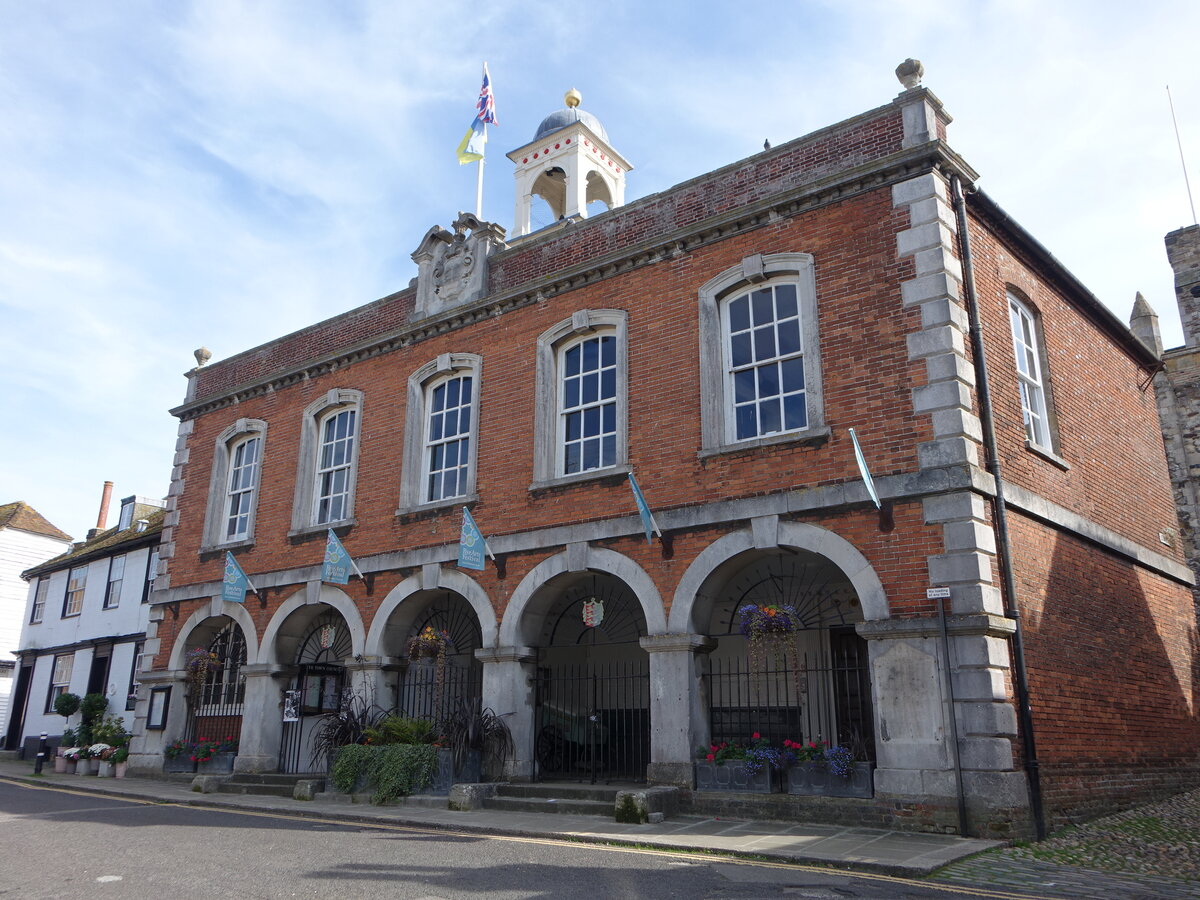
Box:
(0, 760, 997, 878)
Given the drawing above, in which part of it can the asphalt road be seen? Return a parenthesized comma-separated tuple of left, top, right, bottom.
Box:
(0, 779, 1035, 899)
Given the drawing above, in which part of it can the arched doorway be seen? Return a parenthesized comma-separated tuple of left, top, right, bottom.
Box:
(279, 609, 352, 773)
(394, 591, 483, 724)
(702, 551, 874, 758)
(187, 620, 247, 746)
(531, 572, 649, 783)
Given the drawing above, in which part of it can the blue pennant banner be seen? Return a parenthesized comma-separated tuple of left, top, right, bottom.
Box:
(458, 507, 488, 571)
(222, 552, 252, 604)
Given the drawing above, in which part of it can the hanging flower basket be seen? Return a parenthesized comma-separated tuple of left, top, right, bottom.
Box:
(406, 627, 451, 661)
(184, 647, 219, 708)
(737, 604, 804, 698)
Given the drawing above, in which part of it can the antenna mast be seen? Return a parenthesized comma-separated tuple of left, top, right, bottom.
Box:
(1167, 85, 1198, 226)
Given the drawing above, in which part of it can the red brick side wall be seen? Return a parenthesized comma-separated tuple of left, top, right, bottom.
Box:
(1010, 513, 1200, 823)
(968, 216, 1184, 557)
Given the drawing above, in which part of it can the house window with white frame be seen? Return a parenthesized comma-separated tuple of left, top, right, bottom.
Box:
(202, 418, 268, 550)
(127, 640, 144, 711)
(46, 653, 73, 712)
(697, 253, 827, 455)
(143, 549, 158, 602)
(62, 565, 87, 617)
(103, 554, 125, 610)
(1008, 293, 1053, 449)
(315, 407, 357, 525)
(225, 435, 261, 541)
(425, 374, 474, 503)
(30, 577, 49, 623)
(560, 333, 617, 475)
(724, 283, 807, 441)
(531, 310, 629, 488)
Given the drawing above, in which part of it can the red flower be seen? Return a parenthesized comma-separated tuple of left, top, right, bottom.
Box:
(706, 753, 715, 762)
(752, 732, 760, 740)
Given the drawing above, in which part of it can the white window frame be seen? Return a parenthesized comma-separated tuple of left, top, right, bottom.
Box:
(201, 418, 268, 550)
(30, 578, 49, 623)
(1007, 292, 1057, 451)
(62, 565, 87, 618)
(314, 408, 357, 525)
(698, 253, 827, 455)
(103, 554, 125, 610)
(224, 435, 262, 541)
(557, 332, 619, 477)
(46, 653, 73, 712)
(532, 309, 629, 489)
(291, 389, 363, 534)
(398, 354, 482, 514)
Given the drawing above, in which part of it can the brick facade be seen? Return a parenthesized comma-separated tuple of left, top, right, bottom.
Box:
(130, 72, 1198, 838)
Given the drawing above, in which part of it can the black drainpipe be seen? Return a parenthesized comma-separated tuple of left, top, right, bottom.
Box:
(950, 174, 1047, 842)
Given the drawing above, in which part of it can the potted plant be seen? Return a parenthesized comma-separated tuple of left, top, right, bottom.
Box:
(406, 626, 452, 712)
(75, 744, 96, 775)
(53, 692, 81, 722)
(785, 740, 875, 798)
(183, 647, 218, 709)
(163, 738, 195, 774)
(194, 735, 239, 773)
(112, 745, 130, 778)
(61, 745, 81, 775)
(54, 727, 78, 773)
(91, 743, 115, 776)
(440, 701, 513, 789)
(694, 733, 794, 793)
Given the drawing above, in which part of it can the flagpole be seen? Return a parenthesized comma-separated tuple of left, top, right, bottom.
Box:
(476, 126, 485, 218)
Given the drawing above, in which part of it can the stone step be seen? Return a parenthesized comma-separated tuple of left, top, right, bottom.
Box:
(482, 795, 614, 816)
(494, 782, 624, 802)
(215, 782, 298, 798)
(224, 773, 324, 786)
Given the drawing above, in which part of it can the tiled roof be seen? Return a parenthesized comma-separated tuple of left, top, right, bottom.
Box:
(23, 507, 165, 578)
(0, 502, 72, 542)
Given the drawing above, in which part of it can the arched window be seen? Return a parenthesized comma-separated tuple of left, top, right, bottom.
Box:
(1007, 292, 1057, 451)
(532, 309, 628, 487)
(398, 354, 482, 513)
(202, 418, 267, 549)
(698, 253, 826, 454)
(291, 389, 363, 534)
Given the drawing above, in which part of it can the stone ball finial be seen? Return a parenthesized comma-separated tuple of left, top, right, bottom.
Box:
(896, 58, 924, 90)
(193, 347, 212, 368)
(565, 88, 582, 108)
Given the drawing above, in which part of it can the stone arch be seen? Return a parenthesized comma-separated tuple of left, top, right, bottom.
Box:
(168, 600, 260, 671)
(365, 566, 498, 656)
(256, 584, 366, 664)
(668, 521, 888, 633)
(499, 546, 667, 647)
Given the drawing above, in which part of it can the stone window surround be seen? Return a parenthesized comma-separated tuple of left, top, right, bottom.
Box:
(290, 388, 364, 536)
(531, 309, 630, 490)
(397, 353, 483, 516)
(698, 252, 828, 456)
(1006, 287, 1064, 460)
(200, 418, 269, 552)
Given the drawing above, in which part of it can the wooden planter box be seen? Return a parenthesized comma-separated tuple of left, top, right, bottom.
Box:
(197, 751, 236, 774)
(786, 761, 875, 798)
(694, 760, 773, 793)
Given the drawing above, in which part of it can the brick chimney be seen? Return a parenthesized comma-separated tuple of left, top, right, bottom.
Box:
(86, 480, 114, 541)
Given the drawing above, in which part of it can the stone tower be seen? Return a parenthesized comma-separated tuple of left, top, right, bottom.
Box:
(506, 90, 632, 238)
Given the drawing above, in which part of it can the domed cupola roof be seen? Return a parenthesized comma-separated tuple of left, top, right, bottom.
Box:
(533, 88, 609, 142)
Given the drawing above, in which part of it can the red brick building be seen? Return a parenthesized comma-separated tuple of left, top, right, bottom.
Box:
(130, 62, 1199, 837)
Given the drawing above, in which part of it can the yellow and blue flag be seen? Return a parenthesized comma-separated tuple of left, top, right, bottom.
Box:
(456, 63, 497, 165)
(458, 507, 491, 570)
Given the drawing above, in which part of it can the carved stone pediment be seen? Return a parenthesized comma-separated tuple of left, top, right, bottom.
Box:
(411, 213, 506, 318)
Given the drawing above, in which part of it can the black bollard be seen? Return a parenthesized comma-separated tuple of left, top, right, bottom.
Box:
(33, 731, 48, 775)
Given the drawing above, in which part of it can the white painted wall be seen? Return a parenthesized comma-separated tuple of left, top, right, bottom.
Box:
(6, 543, 153, 745)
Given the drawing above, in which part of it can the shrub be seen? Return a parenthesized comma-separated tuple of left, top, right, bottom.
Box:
(330, 743, 438, 803)
(53, 693, 81, 719)
(363, 715, 438, 747)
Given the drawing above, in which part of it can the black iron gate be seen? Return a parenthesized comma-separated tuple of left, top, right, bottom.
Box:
(396, 661, 482, 724)
(533, 659, 649, 783)
(703, 627, 874, 758)
(186, 623, 246, 745)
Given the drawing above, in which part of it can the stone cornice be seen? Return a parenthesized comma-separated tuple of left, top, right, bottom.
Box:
(172, 143, 976, 421)
(856, 613, 1016, 641)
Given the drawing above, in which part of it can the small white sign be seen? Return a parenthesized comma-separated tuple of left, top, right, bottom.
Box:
(926, 587, 951, 600)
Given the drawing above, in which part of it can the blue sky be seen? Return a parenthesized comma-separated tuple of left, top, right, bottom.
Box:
(3, 1, 1199, 540)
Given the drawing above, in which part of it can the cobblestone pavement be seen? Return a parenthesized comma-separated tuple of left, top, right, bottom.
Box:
(932, 788, 1200, 898)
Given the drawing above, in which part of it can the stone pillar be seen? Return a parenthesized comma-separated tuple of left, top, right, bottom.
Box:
(343, 656, 397, 711)
(1167, 225, 1200, 347)
(232, 664, 289, 774)
(126, 670, 187, 777)
(859, 614, 1031, 838)
(640, 633, 714, 786)
(476, 646, 536, 781)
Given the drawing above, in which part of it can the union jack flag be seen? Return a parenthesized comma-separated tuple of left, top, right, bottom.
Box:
(476, 64, 497, 126)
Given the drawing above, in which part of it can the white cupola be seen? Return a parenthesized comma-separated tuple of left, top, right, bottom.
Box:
(507, 89, 632, 238)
